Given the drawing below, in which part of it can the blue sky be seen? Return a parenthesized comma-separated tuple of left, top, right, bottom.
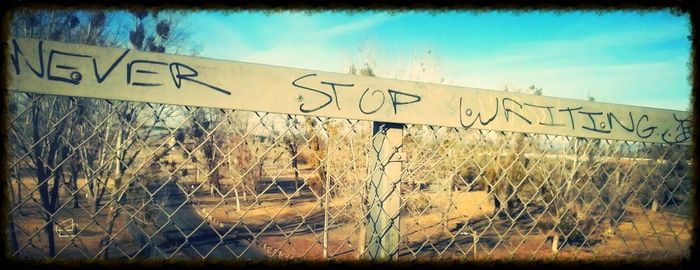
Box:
(179, 10, 691, 111)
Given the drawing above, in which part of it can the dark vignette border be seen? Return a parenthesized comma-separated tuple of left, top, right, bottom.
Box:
(0, 1, 697, 270)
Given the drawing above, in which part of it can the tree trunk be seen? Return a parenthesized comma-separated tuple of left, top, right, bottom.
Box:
(234, 186, 241, 211)
(473, 234, 479, 259)
(357, 226, 366, 258)
(87, 177, 94, 200)
(494, 190, 509, 218)
(292, 158, 300, 194)
(551, 231, 560, 254)
(357, 178, 367, 259)
(323, 166, 330, 258)
(32, 106, 58, 257)
(94, 175, 110, 214)
(45, 217, 56, 257)
(7, 171, 20, 254)
(112, 129, 122, 191)
(72, 189, 80, 208)
(8, 215, 20, 254)
(37, 171, 58, 257)
(489, 185, 499, 218)
(257, 162, 263, 195)
(103, 126, 124, 259)
(243, 182, 248, 202)
(16, 183, 24, 215)
(228, 155, 241, 211)
(71, 171, 80, 208)
(101, 205, 121, 259)
(14, 167, 24, 215)
(93, 196, 100, 214)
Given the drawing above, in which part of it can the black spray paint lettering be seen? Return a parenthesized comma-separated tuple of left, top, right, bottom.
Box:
(94, 49, 130, 83)
(459, 97, 499, 128)
(321, 81, 355, 110)
(606, 112, 635, 132)
(578, 111, 610, 133)
(127, 60, 167, 87)
(359, 88, 385, 115)
(10, 39, 45, 78)
(169, 62, 231, 95)
(558, 107, 582, 130)
(12, 39, 230, 95)
(502, 98, 532, 125)
(635, 115, 657, 139)
(45, 48, 131, 85)
(291, 73, 421, 115)
(126, 61, 231, 95)
(13, 38, 131, 85)
(47, 50, 91, 85)
(387, 89, 421, 114)
(291, 73, 333, 113)
(523, 103, 564, 127)
(661, 113, 692, 144)
(455, 95, 688, 142)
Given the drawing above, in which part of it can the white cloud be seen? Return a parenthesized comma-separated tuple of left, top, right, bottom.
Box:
(188, 14, 258, 60)
(449, 60, 690, 110)
(239, 44, 349, 72)
(439, 24, 691, 110)
(230, 14, 393, 72)
(187, 12, 690, 111)
(316, 16, 390, 38)
(453, 23, 688, 71)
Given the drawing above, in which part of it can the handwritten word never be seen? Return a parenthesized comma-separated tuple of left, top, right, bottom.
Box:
(10, 39, 230, 95)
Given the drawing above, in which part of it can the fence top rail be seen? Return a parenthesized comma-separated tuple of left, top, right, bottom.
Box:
(6, 37, 692, 145)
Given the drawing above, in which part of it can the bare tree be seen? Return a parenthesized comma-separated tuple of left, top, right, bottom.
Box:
(642, 144, 690, 213)
(346, 64, 376, 257)
(491, 86, 545, 218)
(281, 116, 304, 195)
(10, 9, 197, 258)
(224, 111, 260, 211)
(95, 12, 200, 259)
(535, 137, 606, 253)
(186, 108, 231, 197)
(19, 95, 72, 257)
(9, 10, 118, 257)
(303, 117, 329, 198)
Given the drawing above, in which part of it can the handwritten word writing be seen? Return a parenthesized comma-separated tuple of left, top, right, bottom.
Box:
(458, 97, 691, 144)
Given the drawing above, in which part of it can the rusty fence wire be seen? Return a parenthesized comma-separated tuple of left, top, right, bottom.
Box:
(5, 92, 693, 261)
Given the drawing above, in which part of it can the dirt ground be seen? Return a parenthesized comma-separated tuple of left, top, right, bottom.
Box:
(192, 181, 692, 261)
(9, 175, 189, 260)
(8, 172, 692, 261)
(10, 201, 139, 260)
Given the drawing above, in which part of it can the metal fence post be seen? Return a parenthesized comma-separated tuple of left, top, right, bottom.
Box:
(323, 160, 330, 258)
(366, 122, 403, 260)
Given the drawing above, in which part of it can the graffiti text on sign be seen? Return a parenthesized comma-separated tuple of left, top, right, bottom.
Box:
(458, 96, 691, 144)
(9, 38, 231, 95)
(291, 73, 422, 115)
(661, 113, 692, 144)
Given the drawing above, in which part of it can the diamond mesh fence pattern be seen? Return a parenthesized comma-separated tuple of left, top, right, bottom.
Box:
(6, 92, 693, 261)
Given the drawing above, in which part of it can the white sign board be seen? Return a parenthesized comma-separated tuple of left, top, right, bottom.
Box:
(6, 37, 693, 145)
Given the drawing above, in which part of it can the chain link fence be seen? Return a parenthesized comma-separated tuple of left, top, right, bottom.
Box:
(5, 91, 693, 261)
